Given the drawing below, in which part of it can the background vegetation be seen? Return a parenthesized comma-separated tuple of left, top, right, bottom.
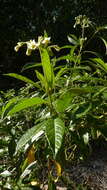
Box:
(0, 0, 107, 89)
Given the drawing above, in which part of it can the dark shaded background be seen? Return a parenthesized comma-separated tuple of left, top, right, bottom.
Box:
(0, 0, 107, 90)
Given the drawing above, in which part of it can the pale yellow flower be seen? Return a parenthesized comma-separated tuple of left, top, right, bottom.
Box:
(14, 35, 51, 56)
(26, 39, 39, 56)
(26, 48, 32, 56)
(38, 36, 44, 44)
(14, 42, 24, 52)
(42, 37, 51, 45)
(26, 40, 37, 50)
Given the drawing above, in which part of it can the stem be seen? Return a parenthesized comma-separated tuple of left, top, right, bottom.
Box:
(80, 26, 85, 52)
(75, 26, 85, 65)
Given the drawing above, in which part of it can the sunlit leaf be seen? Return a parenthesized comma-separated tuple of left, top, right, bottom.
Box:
(1, 97, 18, 119)
(2, 97, 46, 117)
(40, 47, 55, 89)
(46, 118, 65, 158)
(16, 122, 45, 153)
(21, 161, 37, 179)
(71, 66, 91, 71)
(0, 170, 11, 177)
(21, 62, 42, 72)
(4, 73, 40, 88)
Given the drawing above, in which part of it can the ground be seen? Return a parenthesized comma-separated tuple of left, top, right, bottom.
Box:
(42, 139, 107, 190)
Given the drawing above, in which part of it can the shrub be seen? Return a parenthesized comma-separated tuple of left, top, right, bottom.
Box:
(1, 15, 107, 189)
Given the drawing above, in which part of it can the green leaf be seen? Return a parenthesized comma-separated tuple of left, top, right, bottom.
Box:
(21, 161, 37, 179)
(48, 45, 60, 52)
(46, 118, 65, 158)
(91, 58, 107, 73)
(55, 67, 67, 82)
(69, 87, 94, 94)
(60, 45, 73, 50)
(75, 103, 92, 118)
(21, 62, 42, 72)
(67, 34, 79, 45)
(71, 66, 91, 72)
(93, 87, 107, 98)
(98, 124, 107, 139)
(83, 50, 101, 58)
(16, 122, 45, 153)
(48, 177, 57, 190)
(36, 70, 48, 91)
(40, 48, 55, 89)
(54, 91, 75, 113)
(4, 73, 40, 88)
(70, 45, 78, 56)
(100, 37, 107, 54)
(1, 97, 19, 119)
(2, 97, 46, 118)
(56, 55, 73, 62)
(0, 170, 12, 177)
(97, 25, 107, 31)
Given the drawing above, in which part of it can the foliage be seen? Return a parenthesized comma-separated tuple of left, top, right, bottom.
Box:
(1, 15, 107, 189)
(1, 0, 107, 90)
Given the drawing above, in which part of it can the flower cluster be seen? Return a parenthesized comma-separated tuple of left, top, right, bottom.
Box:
(74, 15, 91, 29)
(14, 36, 51, 56)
